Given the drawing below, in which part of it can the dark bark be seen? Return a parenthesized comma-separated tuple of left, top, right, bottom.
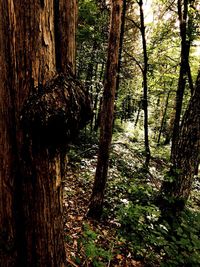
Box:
(160, 69, 200, 213)
(157, 92, 170, 145)
(171, 0, 190, 161)
(55, 0, 77, 74)
(113, 0, 127, 128)
(87, 0, 122, 220)
(139, 0, 151, 168)
(134, 106, 141, 127)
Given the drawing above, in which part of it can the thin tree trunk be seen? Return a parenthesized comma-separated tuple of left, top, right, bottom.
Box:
(94, 62, 105, 132)
(90, 63, 100, 131)
(157, 92, 170, 145)
(171, 0, 189, 160)
(187, 61, 194, 94)
(116, 0, 127, 96)
(139, 0, 151, 168)
(87, 0, 122, 220)
(113, 0, 127, 128)
(134, 106, 141, 127)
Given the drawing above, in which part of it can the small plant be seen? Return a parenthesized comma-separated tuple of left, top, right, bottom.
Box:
(78, 223, 113, 266)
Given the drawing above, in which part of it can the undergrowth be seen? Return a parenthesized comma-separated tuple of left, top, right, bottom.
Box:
(117, 183, 200, 266)
(65, 124, 200, 266)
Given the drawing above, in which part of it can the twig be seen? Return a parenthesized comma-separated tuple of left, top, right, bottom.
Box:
(66, 258, 79, 267)
(107, 243, 115, 267)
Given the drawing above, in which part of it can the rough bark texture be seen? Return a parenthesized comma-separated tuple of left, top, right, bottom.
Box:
(0, 3, 17, 265)
(161, 69, 200, 211)
(55, 0, 77, 74)
(87, 0, 122, 219)
(0, 0, 90, 266)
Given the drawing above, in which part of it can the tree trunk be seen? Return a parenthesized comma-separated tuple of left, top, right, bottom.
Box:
(134, 106, 141, 127)
(171, 0, 189, 160)
(157, 92, 170, 145)
(139, 0, 151, 168)
(93, 62, 105, 132)
(115, 0, 127, 97)
(87, 0, 122, 220)
(113, 0, 127, 128)
(0, 0, 89, 266)
(160, 69, 200, 212)
(55, 0, 77, 74)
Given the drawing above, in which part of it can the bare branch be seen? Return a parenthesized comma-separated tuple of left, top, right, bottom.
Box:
(125, 16, 141, 30)
(124, 49, 144, 72)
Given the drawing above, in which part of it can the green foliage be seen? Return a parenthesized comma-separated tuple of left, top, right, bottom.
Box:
(67, 109, 200, 266)
(79, 224, 113, 266)
(78, 0, 108, 42)
(77, 0, 108, 80)
(117, 184, 200, 266)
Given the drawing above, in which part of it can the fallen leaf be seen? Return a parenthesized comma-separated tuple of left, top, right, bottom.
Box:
(102, 230, 108, 236)
(116, 254, 123, 260)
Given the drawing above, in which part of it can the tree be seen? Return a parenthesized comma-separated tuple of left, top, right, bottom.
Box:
(119, 0, 151, 166)
(160, 68, 200, 213)
(171, 0, 192, 160)
(55, 0, 77, 74)
(138, 0, 151, 168)
(0, 0, 90, 266)
(87, 0, 123, 219)
(116, 0, 127, 96)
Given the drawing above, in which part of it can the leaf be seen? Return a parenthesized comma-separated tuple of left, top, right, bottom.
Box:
(102, 230, 108, 236)
(116, 254, 123, 260)
(77, 216, 84, 221)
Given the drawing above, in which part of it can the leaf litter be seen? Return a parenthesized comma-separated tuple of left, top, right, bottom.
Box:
(63, 132, 169, 266)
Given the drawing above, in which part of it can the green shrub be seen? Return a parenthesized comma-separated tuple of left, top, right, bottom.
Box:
(78, 224, 113, 266)
(117, 185, 200, 266)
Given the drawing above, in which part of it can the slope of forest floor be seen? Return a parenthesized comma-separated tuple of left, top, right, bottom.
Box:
(63, 122, 200, 267)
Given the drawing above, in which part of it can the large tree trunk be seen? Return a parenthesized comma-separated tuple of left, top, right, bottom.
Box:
(0, 0, 89, 266)
(0, 2, 62, 266)
(160, 69, 200, 213)
(55, 0, 77, 74)
(87, 0, 122, 220)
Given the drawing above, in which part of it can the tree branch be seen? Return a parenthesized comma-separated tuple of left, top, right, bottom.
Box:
(124, 49, 144, 73)
(125, 16, 141, 30)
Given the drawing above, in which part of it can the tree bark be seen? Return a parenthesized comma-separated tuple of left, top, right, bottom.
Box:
(139, 0, 151, 168)
(171, 0, 189, 161)
(0, 0, 89, 266)
(87, 0, 122, 220)
(160, 69, 200, 212)
(55, 0, 77, 74)
(157, 92, 170, 145)
(115, 0, 127, 97)
(113, 0, 127, 128)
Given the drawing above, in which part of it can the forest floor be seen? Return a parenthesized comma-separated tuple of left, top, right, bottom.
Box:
(63, 123, 200, 267)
